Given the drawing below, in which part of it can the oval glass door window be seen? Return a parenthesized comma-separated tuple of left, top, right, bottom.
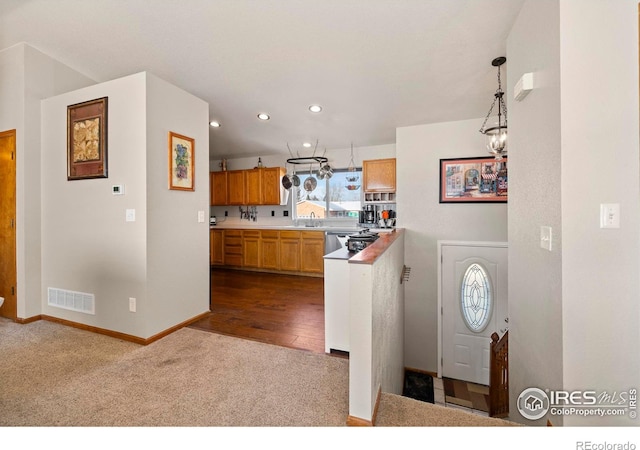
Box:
(460, 263, 493, 332)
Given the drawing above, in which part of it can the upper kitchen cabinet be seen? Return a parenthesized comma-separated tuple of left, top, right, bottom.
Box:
(210, 171, 228, 206)
(245, 169, 262, 205)
(211, 167, 287, 206)
(227, 170, 247, 205)
(261, 167, 287, 205)
(363, 158, 396, 203)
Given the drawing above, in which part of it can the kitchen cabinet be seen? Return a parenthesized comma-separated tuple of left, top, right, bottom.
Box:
(210, 229, 225, 265)
(223, 229, 243, 266)
(210, 167, 287, 206)
(245, 169, 262, 205)
(279, 231, 301, 272)
(242, 230, 261, 268)
(260, 230, 280, 270)
(210, 172, 228, 206)
(300, 231, 325, 274)
(261, 167, 287, 205)
(363, 158, 396, 203)
(227, 170, 246, 205)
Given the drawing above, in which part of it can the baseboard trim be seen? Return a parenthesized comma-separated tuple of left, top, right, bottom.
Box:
(346, 386, 382, 427)
(40, 311, 211, 345)
(15, 314, 42, 324)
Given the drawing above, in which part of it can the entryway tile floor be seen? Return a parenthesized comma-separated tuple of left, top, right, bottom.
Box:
(434, 377, 490, 417)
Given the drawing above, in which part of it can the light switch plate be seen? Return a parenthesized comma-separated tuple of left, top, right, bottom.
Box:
(600, 203, 620, 228)
(198, 211, 205, 223)
(540, 226, 552, 251)
(125, 209, 136, 222)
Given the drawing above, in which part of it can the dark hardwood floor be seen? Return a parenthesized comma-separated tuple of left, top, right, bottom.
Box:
(189, 268, 326, 354)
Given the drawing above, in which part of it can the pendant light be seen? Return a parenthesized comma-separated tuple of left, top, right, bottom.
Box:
(479, 57, 507, 160)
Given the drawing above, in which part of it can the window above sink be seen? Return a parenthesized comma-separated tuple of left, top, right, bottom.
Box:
(292, 168, 363, 222)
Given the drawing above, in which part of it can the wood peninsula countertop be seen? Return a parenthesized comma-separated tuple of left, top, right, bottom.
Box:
(348, 228, 404, 265)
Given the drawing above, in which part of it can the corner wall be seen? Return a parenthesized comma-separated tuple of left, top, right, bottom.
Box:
(145, 73, 210, 336)
(506, 0, 564, 426)
(396, 118, 508, 372)
(41, 71, 210, 339)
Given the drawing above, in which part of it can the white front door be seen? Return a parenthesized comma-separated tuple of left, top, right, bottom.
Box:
(440, 242, 508, 386)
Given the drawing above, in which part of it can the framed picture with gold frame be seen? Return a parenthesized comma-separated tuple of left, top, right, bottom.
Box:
(67, 97, 108, 180)
(168, 131, 195, 191)
(439, 156, 508, 203)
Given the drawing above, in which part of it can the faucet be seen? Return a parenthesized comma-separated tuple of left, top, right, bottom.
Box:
(308, 211, 316, 227)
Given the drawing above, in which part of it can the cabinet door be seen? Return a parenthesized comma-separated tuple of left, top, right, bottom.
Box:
(210, 230, 224, 265)
(210, 172, 228, 206)
(245, 169, 262, 205)
(227, 170, 246, 205)
(261, 231, 280, 270)
(261, 167, 284, 205)
(363, 158, 396, 192)
(279, 231, 301, 272)
(300, 231, 325, 274)
(242, 230, 261, 267)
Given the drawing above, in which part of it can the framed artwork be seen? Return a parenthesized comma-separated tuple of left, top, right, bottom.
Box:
(168, 131, 195, 191)
(67, 97, 108, 180)
(439, 156, 508, 203)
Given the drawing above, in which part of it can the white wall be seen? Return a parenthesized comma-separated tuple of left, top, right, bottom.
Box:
(396, 119, 508, 372)
(41, 72, 210, 339)
(42, 73, 149, 335)
(558, 0, 639, 426)
(0, 43, 94, 319)
(146, 73, 210, 337)
(506, 0, 564, 426)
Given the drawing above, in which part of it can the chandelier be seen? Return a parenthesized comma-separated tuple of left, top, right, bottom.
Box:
(479, 56, 507, 160)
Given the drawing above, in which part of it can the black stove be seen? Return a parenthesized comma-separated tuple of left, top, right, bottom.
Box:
(346, 229, 379, 253)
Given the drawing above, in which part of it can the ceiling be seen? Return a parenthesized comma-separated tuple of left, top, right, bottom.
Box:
(0, 0, 525, 161)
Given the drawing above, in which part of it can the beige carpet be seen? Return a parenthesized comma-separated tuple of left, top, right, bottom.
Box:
(0, 318, 516, 427)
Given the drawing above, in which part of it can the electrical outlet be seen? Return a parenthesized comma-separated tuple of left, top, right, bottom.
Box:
(225, 210, 228, 217)
(283, 210, 289, 217)
(271, 210, 275, 216)
(129, 297, 136, 313)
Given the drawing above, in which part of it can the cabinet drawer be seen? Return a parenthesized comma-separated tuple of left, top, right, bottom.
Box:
(300, 231, 324, 240)
(224, 230, 242, 237)
(261, 230, 279, 239)
(243, 230, 261, 238)
(280, 231, 301, 239)
(224, 237, 242, 247)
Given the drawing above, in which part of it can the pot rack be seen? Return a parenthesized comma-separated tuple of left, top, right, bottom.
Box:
(286, 140, 327, 165)
(286, 156, 328, 165)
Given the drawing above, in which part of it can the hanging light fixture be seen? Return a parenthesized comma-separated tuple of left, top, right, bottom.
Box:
(479, 56, 507, 160)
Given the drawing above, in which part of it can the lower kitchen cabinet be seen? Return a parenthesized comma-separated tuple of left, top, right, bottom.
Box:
(211, 228, 325, 276)
(260, 230, 280, 270)
(300, 231, 325, 274)
(279, 231, 301, 272)
(223, 230, 243, 266)
(242, 230, 261, 268)
(210, 229, 224, 265)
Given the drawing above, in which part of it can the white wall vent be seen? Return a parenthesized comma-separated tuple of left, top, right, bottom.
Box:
(47, 287, 95, 315)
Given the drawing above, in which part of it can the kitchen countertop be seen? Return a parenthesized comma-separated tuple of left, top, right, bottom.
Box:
(323, 229, 404, 264)
(210, 222, 396, 234)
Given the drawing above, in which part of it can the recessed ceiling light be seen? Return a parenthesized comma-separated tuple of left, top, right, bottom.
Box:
(257, 113, 270, 121)
(302, 142, 312, 148)
(309, 104, 322, 113)
(209, 121, 220, 128)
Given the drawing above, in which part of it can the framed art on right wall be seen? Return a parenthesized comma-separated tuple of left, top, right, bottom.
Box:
(439, 156, 508, 203)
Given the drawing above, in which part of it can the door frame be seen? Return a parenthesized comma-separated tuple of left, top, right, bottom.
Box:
(437, 240, 508, 379)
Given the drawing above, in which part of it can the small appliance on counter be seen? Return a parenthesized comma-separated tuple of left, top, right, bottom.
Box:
(210, 216, 217, 226)
(346, 229, 379, 253)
